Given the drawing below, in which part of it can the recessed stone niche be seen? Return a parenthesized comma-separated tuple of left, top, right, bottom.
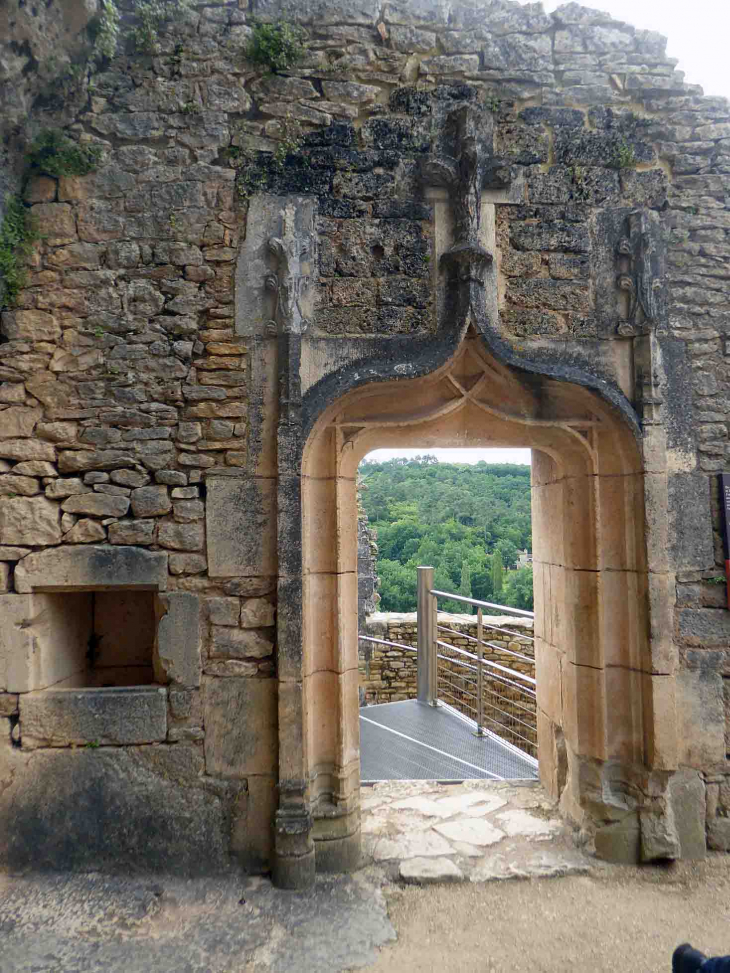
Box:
(0, 546, 201, 749)
(30, 590, 158, 689)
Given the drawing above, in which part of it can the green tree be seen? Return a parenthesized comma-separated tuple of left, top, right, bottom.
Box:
(491, 548, 504, 596)
(459, 559, 472, 613)
(501, 566, 534, 611)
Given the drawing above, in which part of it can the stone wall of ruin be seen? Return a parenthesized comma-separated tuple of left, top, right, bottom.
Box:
(0, 0, 729, 877)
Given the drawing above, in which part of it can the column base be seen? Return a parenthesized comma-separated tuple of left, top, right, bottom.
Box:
(272, 846, 316, 889)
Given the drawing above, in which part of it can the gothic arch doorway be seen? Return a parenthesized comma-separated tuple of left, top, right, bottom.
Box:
(296, 329, 655, 875)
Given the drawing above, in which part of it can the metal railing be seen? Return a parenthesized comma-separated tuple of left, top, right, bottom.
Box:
(416, 566, 537, 760)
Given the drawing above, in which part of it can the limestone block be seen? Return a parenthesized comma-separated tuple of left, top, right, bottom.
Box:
(173, 499, 204, 522)
(0, 592, 93, 692)
(0, 547, 29, 561)
(0, 563, 8, 592)
(0, 440, 55, 462)
(0, 746, 231, 874)
(20, 687, 167, 749)
(158, 522, 204, 551)
(203, 676, 277, 778)
(112, 469, 151, 488)
(207, 597, 240, 627)
(231, 775, 277, 873)
(45, 478, 91, 499)
(669, 770, 707, 860)
(61, 494, 130, 518)
(210, 627, 274, 660)
(0, 474, 40, 496)
(130, 485, 171, 517)
(0, 496, 61, 546)
(108, 519, 156, 545)
(155, 593, 201, 688)
(36, 421, 78, 442)
(676, 668, 726, 769)
(169, 553, 207, 574)
(240, 598, 276, 628)
(63, 518, 107, 543)
(0, 406, 41, 439)
(58, 450, 135, 473)
(206, 475, 276, 577)
(15, 545, 168, 593)
(14, 461, 56, 477)
(1, 310, 61, 342)
(31, 202, 77, 246)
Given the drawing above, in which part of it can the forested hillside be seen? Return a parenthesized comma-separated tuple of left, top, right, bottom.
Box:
(359, 457, 534, 614)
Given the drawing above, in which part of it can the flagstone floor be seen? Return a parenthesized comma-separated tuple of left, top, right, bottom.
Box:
(360, 778, 595, 884)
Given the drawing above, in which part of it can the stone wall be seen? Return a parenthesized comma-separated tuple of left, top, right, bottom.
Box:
(0, 0, 728, 880)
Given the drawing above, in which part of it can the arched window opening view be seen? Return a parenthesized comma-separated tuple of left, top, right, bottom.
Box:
(357, 448, 539, 785)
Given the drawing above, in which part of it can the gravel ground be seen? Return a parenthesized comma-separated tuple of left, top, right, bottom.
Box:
(357, 856, 730, 973)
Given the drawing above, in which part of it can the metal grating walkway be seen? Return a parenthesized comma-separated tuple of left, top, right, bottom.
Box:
(360, 699, 539, 782)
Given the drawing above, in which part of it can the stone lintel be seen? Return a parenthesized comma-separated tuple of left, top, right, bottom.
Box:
(15, 545, 169, 593)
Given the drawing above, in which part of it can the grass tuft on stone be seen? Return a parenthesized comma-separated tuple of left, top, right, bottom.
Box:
(26, 130, 103, 178)
(245, 21, 307, 74)
(0, 195, 38, 309)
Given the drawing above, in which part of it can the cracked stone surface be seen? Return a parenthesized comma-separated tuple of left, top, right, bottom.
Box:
(362, 779, 593, 884)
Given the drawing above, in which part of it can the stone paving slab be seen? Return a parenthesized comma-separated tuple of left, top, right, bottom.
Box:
(362, 779, 594, 885)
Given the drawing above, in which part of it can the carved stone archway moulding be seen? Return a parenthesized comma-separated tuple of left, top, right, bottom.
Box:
(230, 94, 680, 889)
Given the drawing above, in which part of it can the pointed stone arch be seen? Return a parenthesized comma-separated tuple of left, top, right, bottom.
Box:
(272, 327, 671, 884)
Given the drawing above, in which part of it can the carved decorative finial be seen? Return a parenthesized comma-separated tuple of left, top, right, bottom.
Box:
(616, 213, 662, 336)
(421, 102, 510, 287)
(264, 233, 312, 337)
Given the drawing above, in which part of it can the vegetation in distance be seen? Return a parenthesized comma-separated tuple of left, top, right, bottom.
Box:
(358, 456, 534, 614)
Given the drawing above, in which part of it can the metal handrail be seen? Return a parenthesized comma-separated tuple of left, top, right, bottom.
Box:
(438, 616, 535, 644)
(435, 639, 536, 686)
(358, 634, 417, 653)
(429, 590, 535, 618)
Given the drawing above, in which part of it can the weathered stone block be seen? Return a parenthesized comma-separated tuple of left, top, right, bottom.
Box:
(31, 202, 77, 246)
(669, 475, 714, 572)
(130, 485, 171, 517)
(206, 476, 276, 577)
(61, 494, 130, 518)
(158, 522, 204, 551)
(155, 593, 201, 688)
(0, 439, 55, 462)
(240, 598, 276, 628)
(207, 597, 240, 627)
(64, 518, 107, 543)
(0, 496, 61, 546)
(0, 406, 42, 438)
(210, 627, 274, 660)
(203, 677, 277, 778)
(669, 770, 707, 860)
(0, 746, 231, 874)
(15, 545, 168, 593)
(169, 553, 207, 574)
(0, 474, 40, 496)
(1, 310, 61, 342)
(108, 519, 156, 545)
(20, 687, 167, 749)
(678, 609, 730, 646)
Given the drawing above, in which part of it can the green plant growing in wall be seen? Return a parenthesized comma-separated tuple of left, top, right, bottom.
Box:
(245, 21, 307, 73)
(272, 114, 304, 169)
(89, 0, 121, 65)
(26, 130, 103, 178)
(610, 137, 637, 170)
(0, 196, 38, 309)
(132, 0, 194, 54)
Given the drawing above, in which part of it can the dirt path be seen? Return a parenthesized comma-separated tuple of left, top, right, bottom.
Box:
(358, 857, 730, 973)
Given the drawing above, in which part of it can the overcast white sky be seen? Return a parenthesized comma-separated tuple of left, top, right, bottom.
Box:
(542, 0, 730, 100)
(367, 0, 727, 468)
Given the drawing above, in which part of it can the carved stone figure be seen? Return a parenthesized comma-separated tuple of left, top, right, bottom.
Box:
(616, 212, 663, 336)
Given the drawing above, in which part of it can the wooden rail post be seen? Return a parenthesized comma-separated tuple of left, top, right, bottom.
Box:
(417, 566, 437, 705)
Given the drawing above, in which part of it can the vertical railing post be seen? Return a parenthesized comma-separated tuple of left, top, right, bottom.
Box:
(476, 607, 485, 735)
(417, 566, 436, 705)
